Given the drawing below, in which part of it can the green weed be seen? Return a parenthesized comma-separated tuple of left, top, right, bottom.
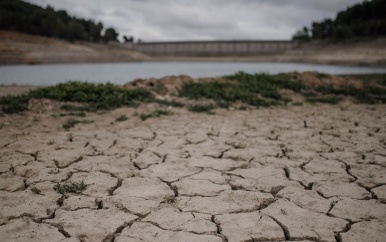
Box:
(180, 72, 305, 108)
(316, 84, 386, 104)
(306, 96, 342, 104)
(48, 168, 60, 174)
(379, 75, 386, 86)
(63, 119, 94, 130)
(225, 72, 306, 93)
(0, 94, 29, 114)
(116, 115, 128, 122)
(188, 104, 215, 113)
(180, 81, 270, 107)
(60, 112, 86, 117)
(292, 102, 304, 106)
(155, 99, 185, 107)
(139, 110, 172, 121)
(53, 180, 88, 194)
(315, 72, 331, 79)
(0, 81, 154, 114)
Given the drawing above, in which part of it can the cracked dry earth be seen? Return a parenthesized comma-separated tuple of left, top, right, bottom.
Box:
(1, 103, 386, 242)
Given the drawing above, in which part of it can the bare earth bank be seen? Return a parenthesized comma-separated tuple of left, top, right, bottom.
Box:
(1, 31, 385, 66)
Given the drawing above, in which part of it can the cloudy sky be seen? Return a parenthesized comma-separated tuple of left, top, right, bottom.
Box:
(26, 0, 363, 41)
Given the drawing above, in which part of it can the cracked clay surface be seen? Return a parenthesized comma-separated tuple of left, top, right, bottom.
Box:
(0, 103, 385, 242)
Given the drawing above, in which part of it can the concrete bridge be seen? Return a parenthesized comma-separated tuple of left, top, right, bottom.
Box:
(124, 40, 298, 56)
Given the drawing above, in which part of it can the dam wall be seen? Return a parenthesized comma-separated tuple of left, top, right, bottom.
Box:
(124, 40, 298, 56)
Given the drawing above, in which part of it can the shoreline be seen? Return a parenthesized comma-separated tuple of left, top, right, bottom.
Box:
(1, 57, 386, 68)
(1, 31, 385, 67)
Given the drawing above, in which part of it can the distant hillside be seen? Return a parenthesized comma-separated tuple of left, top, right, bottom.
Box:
(0, 31, 151, 65)
(293, 0, 386, 40)
(0, 0, 120, 42)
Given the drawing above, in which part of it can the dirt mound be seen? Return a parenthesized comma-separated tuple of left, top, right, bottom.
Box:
(124, 75, 194, 95)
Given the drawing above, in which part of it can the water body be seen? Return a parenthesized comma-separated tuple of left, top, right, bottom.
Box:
(0, 62, 385, 86)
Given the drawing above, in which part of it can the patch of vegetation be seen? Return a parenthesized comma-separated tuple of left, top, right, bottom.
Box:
(60, 112, 86, 117)
(60, 104, 91, 112)
(292, 102, 303, 106)
(316, 72, 331, 79)
(48, 168, 60, 174)
(155, 99, 185, 108)
(188, 104, 215, 113)
(379, 75, 386, 87)
(1, 73, 385, 115)
(62, 118, 94, 130)
(53, 180, 88, 194)
(180, 72, 304, 109)
(139, 110, 172, 121)
(148, 83, 168, 95)
(226, 72, 306, 93)
(316, 84, 386, 104)
(215, 100, 231, 109)
(238, 106, 248, 110)
(116, 115, 128, 122)
(0, 81, 154, 114)
(0, 94, 29, 114)
(306, 96, 342, 104)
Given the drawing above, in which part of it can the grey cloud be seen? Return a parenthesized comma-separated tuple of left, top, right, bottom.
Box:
(25, 0, 364, 41)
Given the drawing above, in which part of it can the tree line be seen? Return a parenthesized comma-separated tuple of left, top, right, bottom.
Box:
(293, 0, 386, 41)
(0, 0, 131, 42)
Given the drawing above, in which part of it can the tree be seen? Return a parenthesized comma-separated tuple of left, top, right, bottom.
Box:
(293, 26, 311, 41)
(0, 0, 107, 42)
(123, 35, 134, 43)
(103, 28, 119, 42)
(67, 20, 85, 41)
(293, 0, 386, 40)
(90, 22, 103, 42)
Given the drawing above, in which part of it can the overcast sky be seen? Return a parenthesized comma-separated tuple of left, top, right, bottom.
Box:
(26, 0, 364, 41)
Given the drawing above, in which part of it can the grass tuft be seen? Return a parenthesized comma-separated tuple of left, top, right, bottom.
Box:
(306, 96, 342, 104)
(315, 72, 331, 79)
(188, 104, 216, 113)
(139, 109, 172, 121)
(53, 180, 88, 194)
(155, 99, 185, 107)
(116, 115, 128, 122)
(60, 112, 86, 117)
(62, 119, 94, 130)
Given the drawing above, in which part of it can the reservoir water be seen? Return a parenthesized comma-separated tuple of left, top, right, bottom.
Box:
(0, 62, 385, 86)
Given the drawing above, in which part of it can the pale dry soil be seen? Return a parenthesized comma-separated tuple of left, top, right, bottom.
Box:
(0, 102, 386, 242)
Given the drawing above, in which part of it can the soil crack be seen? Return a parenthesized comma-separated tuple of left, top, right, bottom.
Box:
(108, 178, 123, 196)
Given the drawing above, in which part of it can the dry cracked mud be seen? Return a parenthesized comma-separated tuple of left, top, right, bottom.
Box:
(0, 102, 385, 242)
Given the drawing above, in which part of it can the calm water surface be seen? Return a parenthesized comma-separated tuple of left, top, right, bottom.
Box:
(1, 62, 386, 86)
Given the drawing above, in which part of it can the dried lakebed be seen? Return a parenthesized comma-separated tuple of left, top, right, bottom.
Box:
(0, 103, 385, 242)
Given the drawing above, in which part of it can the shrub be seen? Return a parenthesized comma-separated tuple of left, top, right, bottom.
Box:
(0, 81, 154, 114)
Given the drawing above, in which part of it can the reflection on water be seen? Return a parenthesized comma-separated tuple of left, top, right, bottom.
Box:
(0, 62, 385, 86)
